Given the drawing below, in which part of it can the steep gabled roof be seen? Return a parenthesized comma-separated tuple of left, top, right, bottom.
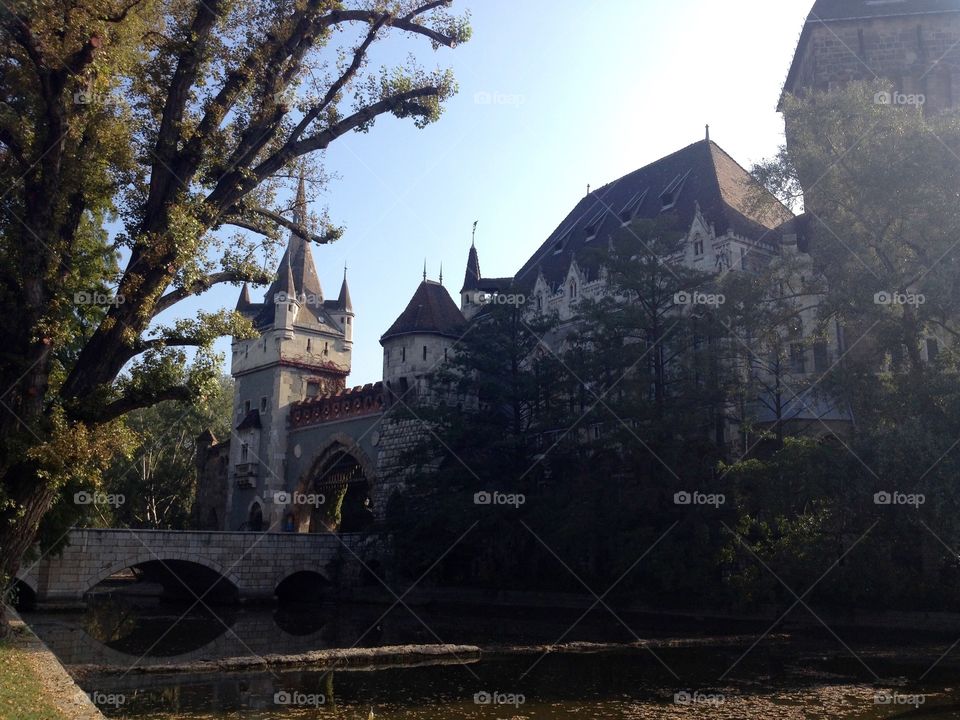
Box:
(513, 139, 792, 292)
(380, 280, 466, 343)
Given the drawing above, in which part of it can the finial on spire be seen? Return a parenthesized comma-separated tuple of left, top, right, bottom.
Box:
(586, 183, 591, 196)
(439, 262, 443, 284)
(423, 259, 427, 282)
(472, 220, 477, 248)
(705, 124, 710, 142)
(344, 260, 348, 279)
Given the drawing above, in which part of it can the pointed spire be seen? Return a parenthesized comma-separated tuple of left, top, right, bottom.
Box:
(461, 241, 481, 293)
(274, 255, 297, 303)
(236, 282, 252, 311)
(294, 172, 307, 229)
(337, 265, 353, 312)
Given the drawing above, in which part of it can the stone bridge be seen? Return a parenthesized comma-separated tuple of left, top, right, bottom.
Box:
(15, 528, 370, 606)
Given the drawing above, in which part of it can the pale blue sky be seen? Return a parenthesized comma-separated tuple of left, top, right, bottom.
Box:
(166, 0, 814, 386)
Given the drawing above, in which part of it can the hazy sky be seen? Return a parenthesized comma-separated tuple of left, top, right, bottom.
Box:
(165, 0, 815, 385)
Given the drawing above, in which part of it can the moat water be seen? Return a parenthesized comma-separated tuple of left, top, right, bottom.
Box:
(23, 596, 960, 719)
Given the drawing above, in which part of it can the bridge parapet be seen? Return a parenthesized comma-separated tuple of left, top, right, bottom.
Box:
(16, 528, 368, 605)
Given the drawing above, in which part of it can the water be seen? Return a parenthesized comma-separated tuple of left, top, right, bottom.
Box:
(23, 597, 960, 719)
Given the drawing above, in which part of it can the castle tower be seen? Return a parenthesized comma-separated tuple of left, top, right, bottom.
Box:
(381, 278, 466, 402)
(781, 1, 960, 114)
(226, 175, 353, 531)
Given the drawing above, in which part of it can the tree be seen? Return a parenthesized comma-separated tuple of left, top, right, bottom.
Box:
(0, 0, 469, 632)
(96, 375, 233, 529)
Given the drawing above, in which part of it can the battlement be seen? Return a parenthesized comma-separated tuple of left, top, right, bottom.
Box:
(289, 382, 385, 428)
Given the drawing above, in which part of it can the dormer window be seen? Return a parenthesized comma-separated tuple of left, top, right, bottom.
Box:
(693, 235, 704, 256)
(553, 233, 568, 255)
(619, 189, 648, 224)
(660, 170, 691, 211)
(584, 207, 606, 241)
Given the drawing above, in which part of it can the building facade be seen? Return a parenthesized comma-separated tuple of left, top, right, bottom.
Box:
(196, 0, 950, 533)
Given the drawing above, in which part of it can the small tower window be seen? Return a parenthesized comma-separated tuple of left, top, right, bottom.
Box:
(324, 341, 329, 355)
(570, 281, 577, 299)
(260, 397, 267, 413)
(244, 400, 250, 415)
(423, 345, 428, 361)
(402, 346, 406, 362)
(306, 339, 312, 352)
(240, 443, 249, 462)
(693, 235, 704, 256)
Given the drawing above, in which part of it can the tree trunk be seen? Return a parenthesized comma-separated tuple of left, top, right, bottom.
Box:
(0, 464, 57, 637)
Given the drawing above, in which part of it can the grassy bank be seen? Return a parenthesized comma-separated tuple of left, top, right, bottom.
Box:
(0, 632, 69, 720)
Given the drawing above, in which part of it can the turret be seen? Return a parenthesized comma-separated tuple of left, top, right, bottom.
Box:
(273, 258, 300, 339)
(460, 242, 481, 313)
(337, 267, 354, 343)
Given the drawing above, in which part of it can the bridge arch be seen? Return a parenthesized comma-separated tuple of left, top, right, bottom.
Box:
(85, 553, 241, 603)
(295, 434, 377, 534)
(273, 568, 331, 603)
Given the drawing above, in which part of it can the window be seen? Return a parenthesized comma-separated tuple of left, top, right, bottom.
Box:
(569, 281, 577, 299)
(260, 397, 267, 413)
(739, 247, 747, 271)
(537, 295, 543, 311)
(401, 346, 406, 362)
(789, 343, 806, 374)
(693, 235, 704, 256)
(444, 348, 448, 361)
(244, 400, 251, 415)
(324, 341, 329, 355)
(240, 443, 249, 462)
(306, 338, 312, 352)
(619, 188, 648, 223)
(422, 345, 428, 361)
(927, 338, 940, 362)
(398, 377, 409, 394)
(553, 236, 567, 254)
(813, 342, 829, 373)
(306, 380, 320, 398)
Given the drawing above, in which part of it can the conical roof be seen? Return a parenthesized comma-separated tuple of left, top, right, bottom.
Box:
(380, 280, 466, 343)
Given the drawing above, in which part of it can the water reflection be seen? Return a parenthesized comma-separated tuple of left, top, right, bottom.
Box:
(25, 598, 960, 719)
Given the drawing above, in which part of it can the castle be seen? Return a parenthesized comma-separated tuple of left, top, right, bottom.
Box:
(195, 0, 960, 533)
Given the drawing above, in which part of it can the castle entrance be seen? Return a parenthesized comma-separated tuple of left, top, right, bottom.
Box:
(305, 446, 374, 533)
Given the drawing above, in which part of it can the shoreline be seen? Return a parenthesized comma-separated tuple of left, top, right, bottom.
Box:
(4, 608, 107, 720)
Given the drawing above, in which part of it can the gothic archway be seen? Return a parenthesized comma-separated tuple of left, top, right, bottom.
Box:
(297, 439, 375, 534)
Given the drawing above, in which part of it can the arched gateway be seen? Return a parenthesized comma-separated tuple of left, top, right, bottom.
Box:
(295, 436, 377, 534)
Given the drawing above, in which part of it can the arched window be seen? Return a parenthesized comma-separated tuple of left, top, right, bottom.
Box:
(570, 281, 577, 299)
